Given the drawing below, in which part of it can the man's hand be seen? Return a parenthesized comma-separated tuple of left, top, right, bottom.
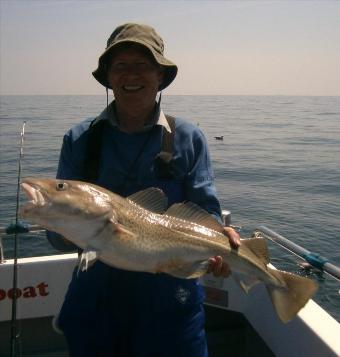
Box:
(207, 226, 241, 278)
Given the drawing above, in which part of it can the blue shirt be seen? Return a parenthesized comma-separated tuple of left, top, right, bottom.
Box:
(56, 102, 222, 217)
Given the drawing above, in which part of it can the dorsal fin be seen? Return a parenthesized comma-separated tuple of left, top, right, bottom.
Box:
(241, 238, 269, 265)
(165, 202, 224, 233)
(127, 188, 168, 214)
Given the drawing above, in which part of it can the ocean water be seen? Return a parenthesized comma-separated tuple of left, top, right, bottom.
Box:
(0, 95, 339, 322)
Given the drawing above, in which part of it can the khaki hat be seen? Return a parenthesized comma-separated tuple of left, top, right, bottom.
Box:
(92, 23, 178, 91)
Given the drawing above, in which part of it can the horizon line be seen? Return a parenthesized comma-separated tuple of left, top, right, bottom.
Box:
(1, 93, 339, 97)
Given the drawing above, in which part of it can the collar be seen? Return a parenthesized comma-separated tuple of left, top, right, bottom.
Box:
(98, 101, 172, 133)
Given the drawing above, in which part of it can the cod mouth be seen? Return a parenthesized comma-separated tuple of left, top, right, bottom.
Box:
(20, 181, 46, 214)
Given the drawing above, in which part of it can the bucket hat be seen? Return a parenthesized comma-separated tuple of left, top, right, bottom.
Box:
(92, 23, 178, 91)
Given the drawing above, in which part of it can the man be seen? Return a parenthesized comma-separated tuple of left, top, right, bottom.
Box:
(50, 23, 240, 356)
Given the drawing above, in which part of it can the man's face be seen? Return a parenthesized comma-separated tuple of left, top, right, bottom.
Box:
(107, 44, 164, 112)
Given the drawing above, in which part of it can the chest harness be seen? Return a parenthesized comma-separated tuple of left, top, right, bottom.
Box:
(82, 114, 176, 184)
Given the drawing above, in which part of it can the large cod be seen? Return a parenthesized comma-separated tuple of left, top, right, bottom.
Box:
(20, 178, 317, 323)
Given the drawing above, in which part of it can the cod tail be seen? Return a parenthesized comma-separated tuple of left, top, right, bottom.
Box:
(266, 268, 318, 323)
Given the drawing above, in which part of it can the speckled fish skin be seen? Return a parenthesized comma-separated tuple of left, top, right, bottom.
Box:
(20, 178, 235, 277)
(20, 178, 318, 323)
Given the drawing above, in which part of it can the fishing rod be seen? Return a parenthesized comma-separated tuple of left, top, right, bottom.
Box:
(254, 225, 340, 282)
(10, 121, 26, 357)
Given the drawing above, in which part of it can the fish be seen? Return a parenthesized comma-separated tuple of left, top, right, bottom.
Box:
(20, 177, 318, 323)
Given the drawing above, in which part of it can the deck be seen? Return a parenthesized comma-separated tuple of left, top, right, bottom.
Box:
(0, 305, 274, 356)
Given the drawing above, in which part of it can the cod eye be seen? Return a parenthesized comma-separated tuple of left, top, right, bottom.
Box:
(56, 182, 68, 191)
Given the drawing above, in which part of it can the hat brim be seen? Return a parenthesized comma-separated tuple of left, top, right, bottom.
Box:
(92, 39, 178, 91)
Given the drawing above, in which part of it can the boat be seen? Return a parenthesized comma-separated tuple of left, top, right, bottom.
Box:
(0, 217, 339, 356)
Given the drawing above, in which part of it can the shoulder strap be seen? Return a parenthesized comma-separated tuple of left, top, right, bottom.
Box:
(82, 117, 105, 183)
(162, 114, 176, 155)
(154, 114, 176, 179)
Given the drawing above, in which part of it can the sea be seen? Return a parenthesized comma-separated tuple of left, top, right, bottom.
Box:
(0, 95, 339, 322)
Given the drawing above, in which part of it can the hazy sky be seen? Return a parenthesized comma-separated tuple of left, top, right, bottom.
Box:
(1, 0, 340, 96)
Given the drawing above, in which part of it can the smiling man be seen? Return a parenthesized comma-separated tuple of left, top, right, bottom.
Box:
(49, 23, 240, 357)
(106, 44, 164, 133)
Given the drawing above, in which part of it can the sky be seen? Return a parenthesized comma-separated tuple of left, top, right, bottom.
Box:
(1, 0, 340, 96)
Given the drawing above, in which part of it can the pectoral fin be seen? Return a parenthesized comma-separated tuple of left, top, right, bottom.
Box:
(108, 219, 137, 241)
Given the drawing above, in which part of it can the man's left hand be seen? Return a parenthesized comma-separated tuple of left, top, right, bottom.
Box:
(207, 226, 241, 278)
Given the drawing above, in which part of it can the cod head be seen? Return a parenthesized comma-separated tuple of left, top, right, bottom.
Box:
(20, 178, 115, 241)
